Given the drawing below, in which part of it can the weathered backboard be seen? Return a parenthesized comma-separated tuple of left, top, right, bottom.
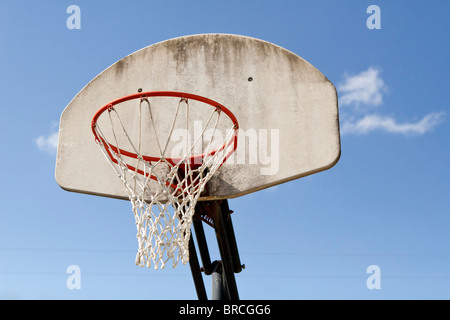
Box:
(56, 34, 340, 201)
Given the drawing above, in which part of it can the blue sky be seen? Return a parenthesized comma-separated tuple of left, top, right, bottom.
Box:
(1, 0, 450, 300)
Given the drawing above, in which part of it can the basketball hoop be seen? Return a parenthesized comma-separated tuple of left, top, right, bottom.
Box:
(91, 91, 239, 269)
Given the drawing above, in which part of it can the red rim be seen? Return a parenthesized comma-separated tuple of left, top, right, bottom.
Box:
(91, 91, 239, 178)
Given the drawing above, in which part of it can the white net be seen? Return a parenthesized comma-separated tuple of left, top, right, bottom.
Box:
(92, 93, 237, 269)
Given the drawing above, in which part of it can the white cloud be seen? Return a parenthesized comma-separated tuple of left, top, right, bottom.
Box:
(338, 67, 445, 136)
(36, 131, 59, 154)
(338, 67, 386, 107)
(341, 112, 445, 136)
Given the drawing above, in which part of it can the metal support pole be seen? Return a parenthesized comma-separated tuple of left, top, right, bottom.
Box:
(220, 200, 243, 273)
(212, 201, 240, 300)
(190, 199, 242, 300)
(193, 217, 212, 275)
(211, 261, 226, 300)
(188, 235, 208, 300)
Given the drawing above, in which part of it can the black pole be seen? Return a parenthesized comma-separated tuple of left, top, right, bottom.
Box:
(212, 201, 240, 300)
(189, 200, 242, 300)
(220, 200, 243, 273)
(193, 216, 212, 275)
(188, 235, 208, 300)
